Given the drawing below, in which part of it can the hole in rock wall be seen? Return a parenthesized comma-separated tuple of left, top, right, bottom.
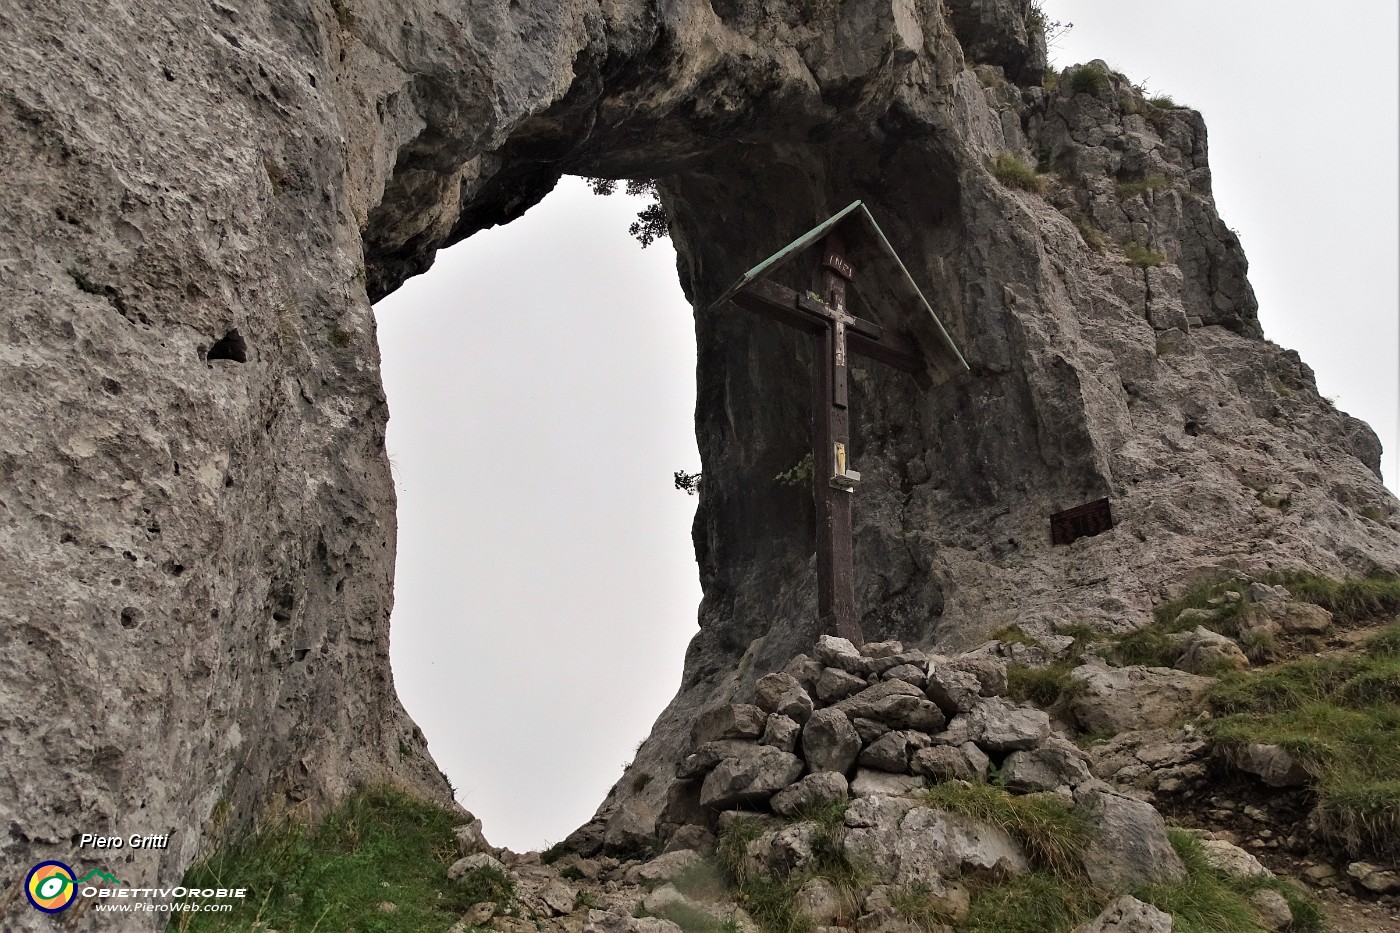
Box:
(206, 329, 248, 363)
(374, 177, 702, 852)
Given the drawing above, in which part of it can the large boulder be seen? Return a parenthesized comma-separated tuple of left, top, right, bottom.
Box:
(803, 708, 862, 774)
(1073, 785, 1185, 888)
(962, 697, 1050, 753)
(850, 770, 926, 798)
(1226, 743, 1312, 787)
(794, 878, 849, 924)
(1001, 739, 1092, 793)
(815, 635, 874, 676)
(749, 822, 823, 877)
(910, 744, 990, 784)
(844, 805, 1028, 886)
(771, 772, 850, 818)
(605, 797, 662, 853)
(699, 745, 804, 808)
(692, 704, 768, 745)
(942, 654, 1010, 698)
(448, 852, 507, 880)
(1199, 838, 1270, 879)
(761, 715, 802, 753)
(586, 910, 683, 933)
(1068, 662, 1215, 733)
(835, 681, 946, 732)
(859, 730, 933, 773)
(816, 667, 872, 705)
(1175, 626, 1249, 673)
(784, 655, 826, 693)
(634, 849, 704, 885)
(755, 673, 815, 724)
(678, 740, 763, 779)
(1086, 727, 1211, 795)
(924, 665, 984, 716)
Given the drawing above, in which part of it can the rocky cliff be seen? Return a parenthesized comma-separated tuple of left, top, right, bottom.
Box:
(1, 0, 1397, 927)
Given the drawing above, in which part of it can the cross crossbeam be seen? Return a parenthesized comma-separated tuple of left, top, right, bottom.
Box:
(714, 203, 968, 645)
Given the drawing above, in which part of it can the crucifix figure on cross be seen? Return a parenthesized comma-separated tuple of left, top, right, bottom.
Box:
(711, 202, 968, 645)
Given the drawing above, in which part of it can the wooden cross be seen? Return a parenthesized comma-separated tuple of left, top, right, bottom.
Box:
(714, 204, 966, 646)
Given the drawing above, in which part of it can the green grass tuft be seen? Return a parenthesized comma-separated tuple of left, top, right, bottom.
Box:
(1133, 831, 1261, 933)
(788, 797, 852, 833)
(1007, 663, 1085, 709)
(1366, 621, 1400, 658)
(1075, 219, 1107, 251)
(714, 808, 869, 933)
(922, 783, 1092, 876)
(539, 841, 569, 864)
(170, 786, 485, 933)
(644, 898, 738, 933)
(1115, 173, 1169, 199)
(1122, 243, 1167, 268)
(1147, 94, 1178, 109)
(1067, 64, 1109, 95)
(888, 885, 957, 932)
(961, 872, 1106, 933)
(1259, 571, 1400, 625)
(1134, 830, 1324, 933)
(990, 624, 1040, 647)
(672, 857, 731, 902)
(1207, 650, 1400, 858)
(987, 154, 1046, 194)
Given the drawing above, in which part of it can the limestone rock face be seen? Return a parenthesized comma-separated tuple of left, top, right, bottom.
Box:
(4, 0, 1400, 916)
(1069, 663, 1215, 733)
(1073, 786, 1186, 889)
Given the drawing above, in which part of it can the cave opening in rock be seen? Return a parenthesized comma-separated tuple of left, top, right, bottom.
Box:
(373, 177, 703, 852)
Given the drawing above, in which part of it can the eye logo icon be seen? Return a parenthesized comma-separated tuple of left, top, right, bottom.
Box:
(25, 861, 77, 913)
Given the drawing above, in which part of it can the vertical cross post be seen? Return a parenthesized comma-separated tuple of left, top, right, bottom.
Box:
(812, 232, 862, 645)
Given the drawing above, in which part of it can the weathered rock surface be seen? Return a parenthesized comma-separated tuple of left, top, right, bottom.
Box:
(961, 697, 1050, 753)
(1069, 663, 1215, 733)
(1227, 743, 1312, 788)
(1001, 741, 1093, 793)
(1071, 896, 1173, 933)
(1086, 727, 1211, 796)
(859, 730, 934, 773)
(5, 0, 1400, 918)
(699, 745, 804, 808)
(1199, 838, 1271, 879)
(1074, 786, 1186, 889)
(692, 705, 769, 745)
(910, 744, 990, 784)
(755, 673, 816, 724)
(845, 805, 1027, 887)
(1175, 626, 1250, 673)
(771, 772, 849, 818)
(803, 708, 863, 775)
(1347, 861, 1400, 894)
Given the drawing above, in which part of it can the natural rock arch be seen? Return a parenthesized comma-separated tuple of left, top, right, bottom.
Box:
(1, 0, 1396, 918)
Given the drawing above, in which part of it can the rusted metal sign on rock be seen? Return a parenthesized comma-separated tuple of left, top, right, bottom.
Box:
(710, 202, 968, 645)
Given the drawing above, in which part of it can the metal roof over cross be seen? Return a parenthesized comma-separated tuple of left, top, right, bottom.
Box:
(710, 202, 968, 645)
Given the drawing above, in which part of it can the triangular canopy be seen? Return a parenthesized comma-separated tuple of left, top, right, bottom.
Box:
(710, 201, 968, 387)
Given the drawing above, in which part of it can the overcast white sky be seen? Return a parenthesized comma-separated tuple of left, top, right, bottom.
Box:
(375, 1, 1399, 852)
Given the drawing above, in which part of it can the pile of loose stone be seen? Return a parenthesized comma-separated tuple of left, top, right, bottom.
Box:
(673, 634, 1091, 820)
(438, 635, 1310, 933)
